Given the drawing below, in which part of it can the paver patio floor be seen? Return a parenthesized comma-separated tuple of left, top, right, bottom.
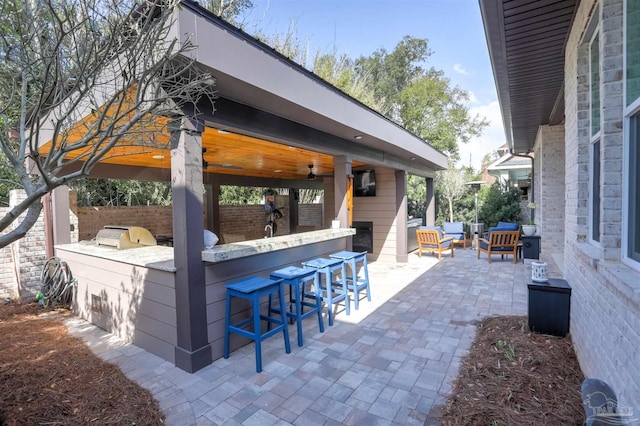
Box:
(66, 247, 537, 425)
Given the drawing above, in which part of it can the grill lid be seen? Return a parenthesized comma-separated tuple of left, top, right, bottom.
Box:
(95, 226, 157, 249)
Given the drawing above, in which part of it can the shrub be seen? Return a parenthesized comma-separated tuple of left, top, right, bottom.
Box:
(478, 181, 522, 228)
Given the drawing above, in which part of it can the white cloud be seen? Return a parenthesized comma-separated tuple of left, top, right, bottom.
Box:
(457, 100, 506, 171)
(453, 63, 469, 75)
(467, 91, 479, 104)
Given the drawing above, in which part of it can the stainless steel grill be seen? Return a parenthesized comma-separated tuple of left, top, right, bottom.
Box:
(95, 226, 157, 249)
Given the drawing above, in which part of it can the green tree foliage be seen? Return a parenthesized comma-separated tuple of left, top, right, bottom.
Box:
(200, 0, 254, 26)
(355, 36, 430, 117)
(0, 153, 19, 207)
(71, 179, 171, 207)
(398, 71, 486, 159)
(478, 182, 522, 228)
(435, 160, 467, 223)
(312, 51, 385, 112)
(407, 174, 426, 221)
(218, 186, 265, 205)
(434, 167, 480, 233)
(354, 36, 488, 160)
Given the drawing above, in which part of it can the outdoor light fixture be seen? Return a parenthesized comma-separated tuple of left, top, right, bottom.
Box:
(354, 135, 363, 140)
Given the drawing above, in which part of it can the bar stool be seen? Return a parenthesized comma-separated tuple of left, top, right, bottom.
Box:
(301, 258, 350, 326)
(329, 250, 371, 310)
(224, 276, 291, 373)
(268, 266, 324, 346)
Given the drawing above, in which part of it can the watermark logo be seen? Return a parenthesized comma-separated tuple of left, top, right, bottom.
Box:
(583, 391, 638, 425)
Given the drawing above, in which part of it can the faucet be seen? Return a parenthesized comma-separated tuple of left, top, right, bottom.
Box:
(264, 223, 273, 238)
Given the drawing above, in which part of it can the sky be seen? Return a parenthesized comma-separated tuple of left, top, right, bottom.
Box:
(243, 0, 506, 171)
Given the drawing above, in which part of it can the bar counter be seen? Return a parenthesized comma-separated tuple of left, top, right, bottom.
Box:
(55, 228, 356, 271)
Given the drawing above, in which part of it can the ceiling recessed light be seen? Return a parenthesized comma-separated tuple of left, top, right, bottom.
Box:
(274, 169, 282, 173)
(152, 155, 165, 160)
(410, 156, 416, 160)
(354, 135, 363, 140)
(217, 129, 230, 134)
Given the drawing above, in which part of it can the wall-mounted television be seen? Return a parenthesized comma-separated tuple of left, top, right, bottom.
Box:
(354, 170, 376, 197)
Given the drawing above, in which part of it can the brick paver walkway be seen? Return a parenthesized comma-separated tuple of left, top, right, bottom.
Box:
(66, 248, 533, 425)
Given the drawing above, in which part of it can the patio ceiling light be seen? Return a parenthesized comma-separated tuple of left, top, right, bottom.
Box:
(354, 135, 363, 140)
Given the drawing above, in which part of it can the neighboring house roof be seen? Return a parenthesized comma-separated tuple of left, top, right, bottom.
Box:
(479, 0, 578, 153)
(487, 154, 533, 171)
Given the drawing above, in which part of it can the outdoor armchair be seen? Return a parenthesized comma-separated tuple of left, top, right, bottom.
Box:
(477, 229, 520, 263)
(442, 222, 467, 248)
(416, 226, 454, 260)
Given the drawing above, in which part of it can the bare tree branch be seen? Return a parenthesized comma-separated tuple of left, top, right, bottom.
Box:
(0, 0, 216, 247)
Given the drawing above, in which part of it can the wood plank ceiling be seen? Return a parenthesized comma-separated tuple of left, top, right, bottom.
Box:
(40, 125, 363, 181)
(484, 0, 577, 153)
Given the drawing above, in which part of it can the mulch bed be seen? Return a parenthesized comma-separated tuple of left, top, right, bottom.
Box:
(0, 302, 164, 425)
(442, 316, 585, 425)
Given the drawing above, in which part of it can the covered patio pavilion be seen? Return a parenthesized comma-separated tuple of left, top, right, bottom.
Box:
(39, 1, 447, 373)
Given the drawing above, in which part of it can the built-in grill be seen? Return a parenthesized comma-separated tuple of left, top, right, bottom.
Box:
(95, 226, 157, 249)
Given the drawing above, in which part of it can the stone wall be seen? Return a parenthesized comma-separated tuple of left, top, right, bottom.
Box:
(0, 191, 47, 300)
(563, 0, 640, 409)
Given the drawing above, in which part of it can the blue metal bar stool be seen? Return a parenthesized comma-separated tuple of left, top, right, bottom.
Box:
(329, 251, 371, 310)
(301, 258, 350, 326)
(224, 276, 291, 373)
(268, 266, 324, 346)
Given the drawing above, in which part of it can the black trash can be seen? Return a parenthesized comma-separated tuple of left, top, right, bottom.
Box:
(527, 278, 571, 337)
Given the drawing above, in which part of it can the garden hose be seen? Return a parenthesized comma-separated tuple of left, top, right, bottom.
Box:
(39, 257, 77, 308)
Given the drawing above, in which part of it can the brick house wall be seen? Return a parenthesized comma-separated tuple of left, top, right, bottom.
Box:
(561, 0, 640, 409)
(534, 125, 566, 255)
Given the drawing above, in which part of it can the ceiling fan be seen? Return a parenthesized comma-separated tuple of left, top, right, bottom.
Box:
(307, 164, 316, 180)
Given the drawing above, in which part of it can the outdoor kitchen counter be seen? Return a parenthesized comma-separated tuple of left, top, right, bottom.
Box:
(55, 229, 355, 271)
(54, 241, 176, 272)
(202, 228, 356, 263)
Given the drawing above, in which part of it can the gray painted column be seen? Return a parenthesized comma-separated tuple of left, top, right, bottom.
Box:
(395, 170, 408, 263)
(51, 186, 71, 245)
(426, 177, 435, 226)
(333, 156, 352, 228)
(171, 117, 211, 373)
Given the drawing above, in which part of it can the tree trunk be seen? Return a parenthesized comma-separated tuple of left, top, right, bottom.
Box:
(448, 198, 454, 222)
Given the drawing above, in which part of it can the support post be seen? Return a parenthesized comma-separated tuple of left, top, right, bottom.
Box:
(395, 170, 408, 263)
(333, 156, 352, 228)
(171, 117, 211, 372)
(425, 177, 435, 226)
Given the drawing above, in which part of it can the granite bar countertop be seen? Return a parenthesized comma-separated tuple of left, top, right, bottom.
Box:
(55, 241, 176, 272)
(202, 228, 355, 263)
(55, 228, 355, 271)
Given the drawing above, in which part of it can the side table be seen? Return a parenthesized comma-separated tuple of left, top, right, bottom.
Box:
(527, 278, 571, 337)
